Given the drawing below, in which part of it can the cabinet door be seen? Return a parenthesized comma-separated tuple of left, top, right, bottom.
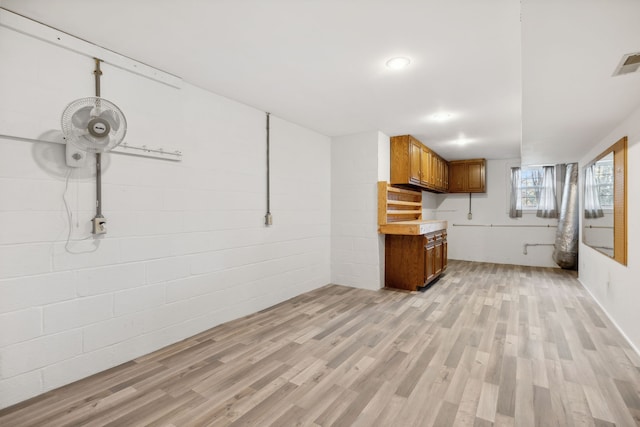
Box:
(434, 241, 442, 275)
(425, 244, 435, 283)
(431, 156, 438, 189)
(442, 238, 448, 271)
(437, 157, 444, 189)
(467, 160, 485, 192)
(409, 139, 422, 185)
(433, 157, 438, 189)
(443, 162, 449, 191)
(420, 147, 431, 186)
(448, 162, 467, 192)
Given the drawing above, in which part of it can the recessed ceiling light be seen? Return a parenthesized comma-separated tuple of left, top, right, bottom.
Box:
(385, 57, 411, 70)
(454, 137, 474, 146)
(430, 112, 454, 122)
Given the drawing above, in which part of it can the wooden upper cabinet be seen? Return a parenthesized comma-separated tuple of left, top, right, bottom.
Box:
(390, 135, 448, 193)
(448, 159, 486, 193)
(443, 162, 449, 189)
(391, 135, 483, 193)
(467, 160, 485, 192)
(409, 139, 421, 185)
(420, 146, 431, 187)
(448, 162, 466, 192)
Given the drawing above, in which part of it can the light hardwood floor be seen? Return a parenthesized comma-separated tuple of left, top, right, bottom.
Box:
(2, 260, 640, 426)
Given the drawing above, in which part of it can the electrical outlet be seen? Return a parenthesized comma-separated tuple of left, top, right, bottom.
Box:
(92, 217, 107, 235)
(467, 212, 472, 220)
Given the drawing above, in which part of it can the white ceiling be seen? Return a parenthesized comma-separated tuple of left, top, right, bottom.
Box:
(2, 0, 639, 163)
(522, 0, 640, 165)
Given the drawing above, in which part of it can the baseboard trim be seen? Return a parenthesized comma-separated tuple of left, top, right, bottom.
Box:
(577, 277, 640, 358)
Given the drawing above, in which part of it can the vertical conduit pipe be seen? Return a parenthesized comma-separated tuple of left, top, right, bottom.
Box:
(92, 58, 105, 232)
(264, 112, 273, 226)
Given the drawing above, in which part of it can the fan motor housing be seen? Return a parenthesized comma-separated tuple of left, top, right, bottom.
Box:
(88, 117, 110, 138)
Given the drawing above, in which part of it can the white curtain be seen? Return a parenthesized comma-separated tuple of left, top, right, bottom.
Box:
(536, 166, 558, 218)
(584, 164, 604, 218)
(509, 167, 522, 218)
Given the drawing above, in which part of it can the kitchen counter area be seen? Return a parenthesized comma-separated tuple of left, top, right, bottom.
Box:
(378, 219, 448, 236)
(378, 182, 448, 291)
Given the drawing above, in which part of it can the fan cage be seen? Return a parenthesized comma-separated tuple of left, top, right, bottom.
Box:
(61, 97, 127, 153)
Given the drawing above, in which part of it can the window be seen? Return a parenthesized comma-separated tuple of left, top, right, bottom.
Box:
(517, 166, 544, 210)
(592, 157, 613, 208)
(509, 165, 557, 219)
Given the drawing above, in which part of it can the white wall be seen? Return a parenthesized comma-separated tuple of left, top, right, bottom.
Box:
(0, 25, 330, 409)
(331, 131, 389, 290)
(432, 158, 558, 267)
(578, 105, 640, 352)
(377, 132, 391, 287)
(583, 212, 614, 257)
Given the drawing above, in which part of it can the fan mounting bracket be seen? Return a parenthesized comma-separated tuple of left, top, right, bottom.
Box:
(65, 142, 88, 168)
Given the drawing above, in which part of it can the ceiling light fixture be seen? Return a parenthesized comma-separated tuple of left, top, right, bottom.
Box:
(452, 134, 474, 146)
(430, 112, 453, 122)
(385, 57, 411, 70)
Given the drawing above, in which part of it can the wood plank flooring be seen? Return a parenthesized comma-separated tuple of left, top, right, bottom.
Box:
(2, 260, 640, 426)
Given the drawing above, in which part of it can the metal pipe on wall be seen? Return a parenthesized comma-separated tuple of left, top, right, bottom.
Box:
(452, 224, 556, 228)
(92, 58, 105, 234)
(523, 243, 554, 255)
(264, 112, 273, 226)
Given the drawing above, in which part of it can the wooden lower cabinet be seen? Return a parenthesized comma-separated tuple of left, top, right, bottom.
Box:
(442, 238, 448, 271)
(385, 230, 447, 291)
(425, 243, 435, 283)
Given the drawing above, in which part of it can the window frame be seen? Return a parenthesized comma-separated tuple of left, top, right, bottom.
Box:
(517, 166, 544, 211)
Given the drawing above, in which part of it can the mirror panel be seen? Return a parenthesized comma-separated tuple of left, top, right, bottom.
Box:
(583, 152, 614, 256)
(582, 136, 627, 265)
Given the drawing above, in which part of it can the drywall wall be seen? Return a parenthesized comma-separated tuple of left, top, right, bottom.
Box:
(0, 25, 331, 409)
(331, 131, 389, 290)
(578, 105, 640, 352)
(432, 158, 559, 267)
(377, 132, 391, 287)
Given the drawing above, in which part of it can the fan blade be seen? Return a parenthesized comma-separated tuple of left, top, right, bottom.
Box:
(99, 109, 121, 132)
(71, 106, 94, 128)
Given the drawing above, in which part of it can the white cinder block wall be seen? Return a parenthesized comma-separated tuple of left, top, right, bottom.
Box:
(0, 26, 330, 409)
(578, 105, 640, 352)
(330, 131, 389, 290)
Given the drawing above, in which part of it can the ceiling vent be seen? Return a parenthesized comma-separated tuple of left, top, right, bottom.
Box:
(613, 52, 640, 76)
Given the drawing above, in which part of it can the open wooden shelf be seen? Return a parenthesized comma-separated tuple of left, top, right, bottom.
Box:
(387, 209, 422, 215)
(378, 181, 422, 225)
(387, 200, 422, 207)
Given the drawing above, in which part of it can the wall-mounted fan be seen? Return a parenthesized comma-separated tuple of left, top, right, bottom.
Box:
(61, 93, 127, 234)
(62, 97, 127, 167)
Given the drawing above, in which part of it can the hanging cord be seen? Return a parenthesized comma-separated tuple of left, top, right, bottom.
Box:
(63, 169, 99, 253)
